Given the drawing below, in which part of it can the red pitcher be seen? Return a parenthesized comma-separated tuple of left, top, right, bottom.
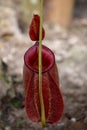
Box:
(23, 42, 64, 124)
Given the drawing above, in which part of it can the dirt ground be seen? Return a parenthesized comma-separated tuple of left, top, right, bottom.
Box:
(0, 1, 87, 130)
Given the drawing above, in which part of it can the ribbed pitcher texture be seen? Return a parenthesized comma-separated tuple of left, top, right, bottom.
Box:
(23, 42, 64, 124)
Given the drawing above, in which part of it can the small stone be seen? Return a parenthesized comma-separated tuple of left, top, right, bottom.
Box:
(5, 126, 10, 130)
(68, 36, 79, 45)
(30, 0, 38, 4)
(71, 118, 76, 122)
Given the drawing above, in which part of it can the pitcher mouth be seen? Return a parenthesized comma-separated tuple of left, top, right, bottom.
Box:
(24, 42, 55, 73)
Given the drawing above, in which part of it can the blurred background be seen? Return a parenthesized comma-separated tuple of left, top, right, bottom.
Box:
(0, 0, 87, 130)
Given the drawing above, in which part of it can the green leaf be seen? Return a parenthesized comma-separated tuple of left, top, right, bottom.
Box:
(11, 97, 21, 108)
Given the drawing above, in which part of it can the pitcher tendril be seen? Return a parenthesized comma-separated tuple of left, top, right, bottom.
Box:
(39, 0, 46, 127)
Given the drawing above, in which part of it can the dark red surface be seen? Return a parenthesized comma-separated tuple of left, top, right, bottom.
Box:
(23, 43, 64, 124)
(29, 15, 45, 41)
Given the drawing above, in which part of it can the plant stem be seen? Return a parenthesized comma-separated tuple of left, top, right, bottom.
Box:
(39, 0, 46, 127)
